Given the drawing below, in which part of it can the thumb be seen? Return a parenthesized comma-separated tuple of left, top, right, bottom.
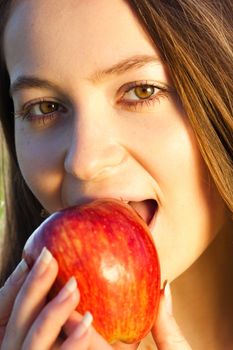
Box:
(151, 282, 192, 350)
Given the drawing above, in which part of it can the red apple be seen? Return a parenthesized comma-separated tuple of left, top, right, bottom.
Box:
(23, 199, 160, 344)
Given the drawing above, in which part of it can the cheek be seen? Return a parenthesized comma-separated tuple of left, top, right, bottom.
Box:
(15, 124, 65, 212)
(119, 106, 227, 280)
(154, 139, 226, 281)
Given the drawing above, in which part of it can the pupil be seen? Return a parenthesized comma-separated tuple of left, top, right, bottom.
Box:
(135, 85, 154, 99)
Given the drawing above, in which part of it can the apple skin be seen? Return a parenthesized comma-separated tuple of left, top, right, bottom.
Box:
(23, 199, 160, 344)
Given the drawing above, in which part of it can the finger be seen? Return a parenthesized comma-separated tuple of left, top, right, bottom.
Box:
(113, 341, 139, 350)
(1, 247, 58, 350)
(0, 259, 29, 326)
(22, 277, 80, 350)
(62, 310, 83, 335)
(63, 311, 139, 350)
(61, 311, 112, 350)
(152, 283, 192, 350)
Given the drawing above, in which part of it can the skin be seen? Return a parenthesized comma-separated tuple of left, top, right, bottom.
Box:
(1, 0, 233, 349)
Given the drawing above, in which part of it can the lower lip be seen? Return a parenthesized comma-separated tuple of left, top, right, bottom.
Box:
(128, 199, 158, 236)
(148, 204, 158, 235)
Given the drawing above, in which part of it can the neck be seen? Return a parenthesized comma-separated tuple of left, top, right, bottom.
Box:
(172, 218, 233, 350)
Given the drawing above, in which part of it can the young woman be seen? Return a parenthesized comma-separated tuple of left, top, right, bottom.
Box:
(0, 0, 232, 349)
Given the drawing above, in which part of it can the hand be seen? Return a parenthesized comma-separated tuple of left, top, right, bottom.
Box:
(0, 247, 112, 350)
(0, 248, 191, 350)
(0, 258, 29, 344)
(0, 248, 134, 350)
(151, 282, 192, 350)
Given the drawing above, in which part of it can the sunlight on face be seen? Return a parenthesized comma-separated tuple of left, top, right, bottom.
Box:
(4, 0, 227, 283)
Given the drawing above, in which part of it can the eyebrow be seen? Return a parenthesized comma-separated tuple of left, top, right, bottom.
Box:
(89, 54, 160, 83)
(10, 54, 160, 95)
(10, 76, 65, 97)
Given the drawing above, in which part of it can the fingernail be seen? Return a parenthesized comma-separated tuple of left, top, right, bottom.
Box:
(73, 311, 93, 339)
(11, 259, 29, 283)
(35, 247, 53, 274)
(164, 281, 173, 316)
(56, 277, 77, 303)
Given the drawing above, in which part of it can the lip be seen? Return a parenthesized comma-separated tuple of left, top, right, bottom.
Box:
(66, 196, 159, 233)
(148, 202, 158, 234)
(126, 198, 158, 232)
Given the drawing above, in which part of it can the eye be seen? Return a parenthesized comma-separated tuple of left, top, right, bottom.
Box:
(116, 81, 170, 112)
(30, 101, 61, 115)
(125, 85, 157, 101)
(14, 99, 68, 127)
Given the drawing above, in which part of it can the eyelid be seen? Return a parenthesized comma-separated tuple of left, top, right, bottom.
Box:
(115, 80, 174, 112)
(25, 97, 67, 111)
(14, 97, 68, 118)
(117, 80, 169, 98)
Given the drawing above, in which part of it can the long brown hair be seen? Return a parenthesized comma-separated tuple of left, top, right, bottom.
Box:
(0, 0, 232, 284)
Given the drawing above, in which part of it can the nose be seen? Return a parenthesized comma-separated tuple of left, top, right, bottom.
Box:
(64, 112, 126, 181)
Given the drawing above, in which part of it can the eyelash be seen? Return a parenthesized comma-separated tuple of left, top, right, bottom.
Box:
(14, 82, 170, 124)
(117, 81, 169, 111)
(14, 99, 67, 125)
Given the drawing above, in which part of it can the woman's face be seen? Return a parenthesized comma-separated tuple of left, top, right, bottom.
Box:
(4, 0, 227, 282)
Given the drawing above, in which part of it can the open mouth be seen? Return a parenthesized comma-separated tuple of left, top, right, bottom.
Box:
(128, 199, 158, 228)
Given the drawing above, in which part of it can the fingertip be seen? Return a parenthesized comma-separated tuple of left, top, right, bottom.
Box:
(60, 313, 93, 350)
(9, 259, 29, 285)
(72, 311, 93, 340)
(56, 277, 79, 304)
(152, 285, 192, 349)
(163, 281, 173, 316)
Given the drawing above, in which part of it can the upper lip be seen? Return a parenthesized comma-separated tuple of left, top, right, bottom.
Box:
(66, 193, 159, 206)
(65, 193, 159, 226)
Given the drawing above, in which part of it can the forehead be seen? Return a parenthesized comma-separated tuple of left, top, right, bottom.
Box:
(4, 0, 157, 82)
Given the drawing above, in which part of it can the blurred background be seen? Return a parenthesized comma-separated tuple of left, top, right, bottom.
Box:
(0, 133, 6, 241)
